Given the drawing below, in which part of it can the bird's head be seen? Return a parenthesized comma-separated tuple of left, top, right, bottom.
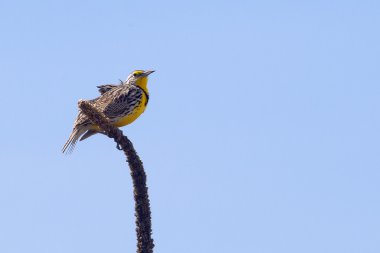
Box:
(126, 70, 155, 90)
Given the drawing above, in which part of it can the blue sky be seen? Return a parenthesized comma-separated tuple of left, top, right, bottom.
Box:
(0, 0, 379, 252)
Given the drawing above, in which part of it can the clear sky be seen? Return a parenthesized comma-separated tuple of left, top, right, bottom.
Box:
(0, 0, 379, 252)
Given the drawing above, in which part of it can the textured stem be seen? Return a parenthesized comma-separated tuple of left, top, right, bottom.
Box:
(78, 100, 154, 253)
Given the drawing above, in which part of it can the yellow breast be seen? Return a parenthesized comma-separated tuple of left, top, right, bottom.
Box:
(112, 92, 148, 127)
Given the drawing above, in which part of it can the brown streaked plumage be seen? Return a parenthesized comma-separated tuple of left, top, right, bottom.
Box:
(62, 70, 154, 154)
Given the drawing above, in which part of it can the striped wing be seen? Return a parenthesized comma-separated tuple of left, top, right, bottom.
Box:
(97, 84, 118, 95)
(103, 86, 143, 120)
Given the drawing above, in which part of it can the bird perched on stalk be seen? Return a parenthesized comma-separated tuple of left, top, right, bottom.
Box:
(62, 70, 154, 154)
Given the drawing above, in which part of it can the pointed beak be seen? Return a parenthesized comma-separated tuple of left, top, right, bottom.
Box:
(143, 70, 155, 76)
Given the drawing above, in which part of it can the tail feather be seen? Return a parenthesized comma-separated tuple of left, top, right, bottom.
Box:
(79, 129, 99, 141)
(62, 128, 87, 154)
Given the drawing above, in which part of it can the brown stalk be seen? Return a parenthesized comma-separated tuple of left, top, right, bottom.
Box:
(78, 100, 154, 253)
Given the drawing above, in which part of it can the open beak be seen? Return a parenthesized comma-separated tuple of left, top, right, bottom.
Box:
(143, 70, 155, 76)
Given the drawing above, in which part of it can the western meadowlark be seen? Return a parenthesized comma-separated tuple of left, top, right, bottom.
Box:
(62, 70, 154, 154)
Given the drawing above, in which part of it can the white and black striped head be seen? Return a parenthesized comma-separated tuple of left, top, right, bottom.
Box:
(125, 70, 155, 85)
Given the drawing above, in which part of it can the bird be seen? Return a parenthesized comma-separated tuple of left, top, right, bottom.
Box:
(62, 70, 155, 154)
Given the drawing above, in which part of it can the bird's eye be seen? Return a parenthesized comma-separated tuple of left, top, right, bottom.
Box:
(133, 73, 138, 77)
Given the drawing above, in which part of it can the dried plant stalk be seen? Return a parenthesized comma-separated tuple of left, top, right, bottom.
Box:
(78, 100, 154, 253)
